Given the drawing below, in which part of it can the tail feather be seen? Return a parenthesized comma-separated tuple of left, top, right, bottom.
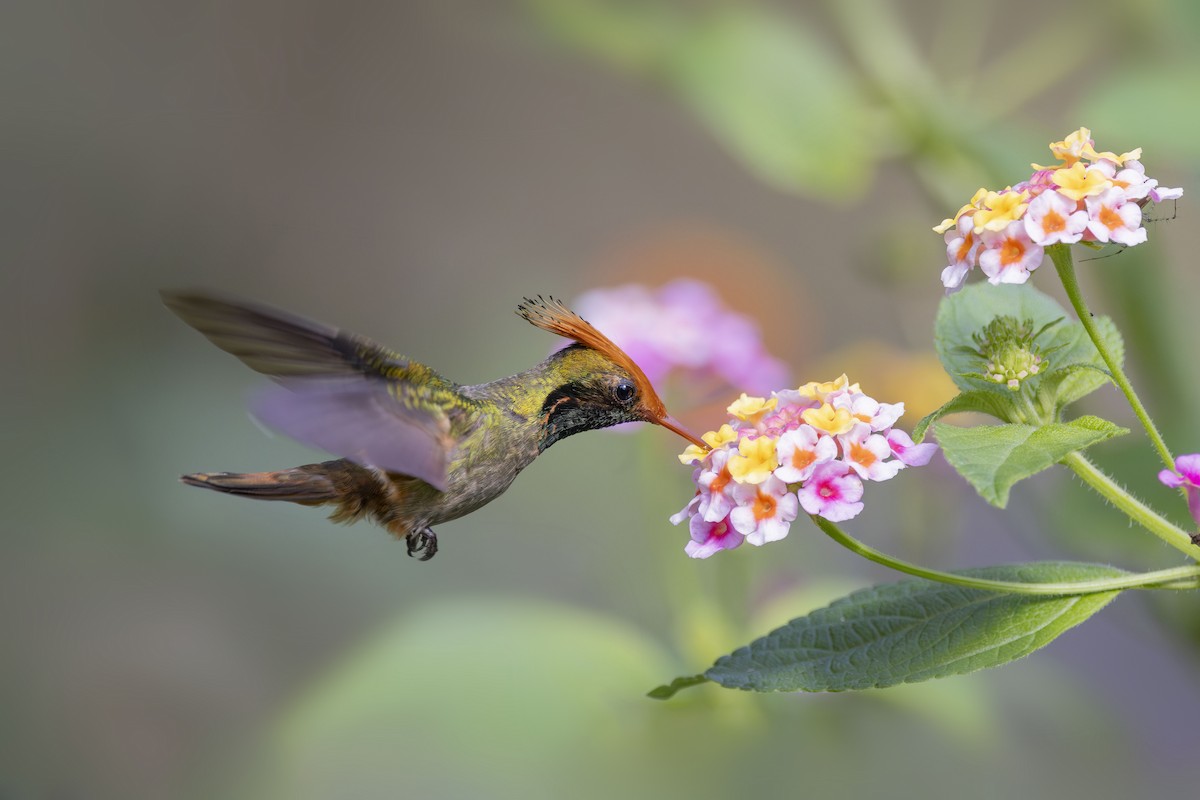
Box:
(182, 467, 338, 505)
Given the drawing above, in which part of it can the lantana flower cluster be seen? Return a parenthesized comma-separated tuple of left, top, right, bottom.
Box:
(671, 376, 938, 558)
(934, 127, 1182, 293)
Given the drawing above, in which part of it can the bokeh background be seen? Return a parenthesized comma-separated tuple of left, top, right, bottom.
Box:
(5, 1, 1200, 798)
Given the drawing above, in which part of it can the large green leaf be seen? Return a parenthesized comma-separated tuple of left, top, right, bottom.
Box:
(934, 283, 1121, 407)
(652, 562, 1123, 697)
(1076, 64, 1200, 160)
(934, 416, 1127, 507)
(246, 599, 676, 800)
(664, 8, 874, 197)
(526, 1, 876, 198)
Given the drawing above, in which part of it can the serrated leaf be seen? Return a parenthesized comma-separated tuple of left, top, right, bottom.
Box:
(647, 674, 708, 699)
(1051, 315, 1123, 407)
(912, 390, 1020, 442)
(934, 284, 1122, 409)
(667, 562, 1123, 695)
(934, 416, 1128, 507)
(1038, 362, 1115, 410)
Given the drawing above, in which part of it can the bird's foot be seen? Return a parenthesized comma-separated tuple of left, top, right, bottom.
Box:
(406, 527, 438, 561)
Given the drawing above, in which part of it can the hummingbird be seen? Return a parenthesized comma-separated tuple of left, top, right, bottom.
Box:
(162, 292, 705, 560)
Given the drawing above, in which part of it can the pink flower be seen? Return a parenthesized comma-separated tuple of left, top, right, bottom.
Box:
(1086, 187, 1147, 246)
(797, 462, 865, 522)
(1023, 189, 1088, 245)
(774, 425, 837, 484)
(832, 393, 904, 431)
(671, 379, 935, 556)
(979, 220, 1044, 286)
(685, 515, 744, 559)
(730, 476, 800, 545)
(1148, 181, 1183, 203)
(1158, 454, 1200, 531)
(837, 423, 904, 482)
(573, 279, 789, 396)
(886, 429, 939, 466)
(697, 448, 736, 523)
(942, 216, 980, 293)
(932, 130, 1182, 290)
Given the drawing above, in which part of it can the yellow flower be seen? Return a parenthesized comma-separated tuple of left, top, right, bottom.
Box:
(726, 394, 777, 424)
(1047, 127, 1093, 166)
(1034, 128, 1142, 170)
(727, 435, 779, 485)
(797, 374, 859, 403)
(932, 188, 988, 233)
(704, 424, 738, 449)
(1051, 162, 1111, 201)
(1088, 145, 1143, 166)
(801, 403, 856, 435)
(677, 423, 738, 464)
(971, 190, 1029, 233)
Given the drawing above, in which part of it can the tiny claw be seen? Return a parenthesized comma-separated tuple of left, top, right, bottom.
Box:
(406, 527, 439, 561)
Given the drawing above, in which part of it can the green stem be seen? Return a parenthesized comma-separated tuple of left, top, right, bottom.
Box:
(1048, 243, 1175, 471)
(1061, 451, 1198, 558)
(812, 516, 1200, 594)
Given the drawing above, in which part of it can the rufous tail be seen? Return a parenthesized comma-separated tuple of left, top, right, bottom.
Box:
(181, 465, 340, 504)
(181, 459, 398, 527)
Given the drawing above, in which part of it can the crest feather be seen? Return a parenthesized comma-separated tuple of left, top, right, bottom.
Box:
(516, 295, 666, 418)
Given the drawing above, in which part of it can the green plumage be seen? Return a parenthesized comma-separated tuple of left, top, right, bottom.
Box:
(163, 292, 680, 560)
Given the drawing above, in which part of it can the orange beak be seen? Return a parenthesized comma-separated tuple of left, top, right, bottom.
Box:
(655, 414, 708, 450)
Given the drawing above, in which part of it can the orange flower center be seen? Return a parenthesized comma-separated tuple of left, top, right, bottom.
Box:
(1042, 209, 1066, 234)
(752, 492, 777, 521)
(1000, 237, 1027, 266)
(849, 441, 877, 468)
(1099, 205, 1123, 231)
(791, 449, 816, 471)
(955, 231, 975, 262)
(711, 468, 732, 495)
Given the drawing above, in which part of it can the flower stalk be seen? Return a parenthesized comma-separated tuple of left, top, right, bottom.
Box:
(812, 515, 1200, 594)
(1062, 452, 1197, 558)
(1048, 243, 1176, 472)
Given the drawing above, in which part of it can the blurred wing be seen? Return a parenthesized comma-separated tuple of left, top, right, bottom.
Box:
(251, 378, 457, 491)
(163, 291, 471, 490)
(161, 291, 442, 382)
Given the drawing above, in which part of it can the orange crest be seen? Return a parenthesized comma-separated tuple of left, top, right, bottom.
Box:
(516, 295, 667, 419)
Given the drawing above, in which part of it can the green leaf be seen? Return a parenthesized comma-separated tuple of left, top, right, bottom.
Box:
(1038, 361, 1115, 410)
(658, 562, 1124, 696)
(264, 599, 677, 793)
(1076, 64, 1200, 160)
(934, 283, 1123, 410)
(912, 390, 1020, 441)
(522, 0, 683, 75)
(664, 8, 875, 198)
(934, 416, 1128, 507)
(647, 673, 707, 699)
(526, 1, 876, 198)
(1049, 315, 1123, 408)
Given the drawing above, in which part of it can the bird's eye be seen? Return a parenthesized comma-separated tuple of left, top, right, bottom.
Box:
(613, 379, 637, 406)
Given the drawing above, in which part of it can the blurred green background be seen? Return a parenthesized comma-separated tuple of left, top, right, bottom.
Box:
(4, 1, 1200, 798)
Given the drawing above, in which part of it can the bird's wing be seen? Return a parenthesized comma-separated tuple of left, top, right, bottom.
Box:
(162, 291, 477, 491)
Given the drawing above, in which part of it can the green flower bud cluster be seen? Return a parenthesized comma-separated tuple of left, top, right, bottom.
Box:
(972, 316, 1051, 391)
